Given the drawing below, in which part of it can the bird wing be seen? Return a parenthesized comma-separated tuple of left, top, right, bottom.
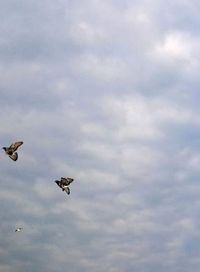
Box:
(65, 187, 70, 195)
(55, 180, 63, 188)
(9, 152, 18, 161)
(9, 141, 23, 152)
(61, 177, 74, 186)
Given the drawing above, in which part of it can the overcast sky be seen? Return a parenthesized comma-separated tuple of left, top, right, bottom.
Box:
(1, 0, 200, 271)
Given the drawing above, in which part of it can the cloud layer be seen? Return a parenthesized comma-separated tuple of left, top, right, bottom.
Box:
(1, 1, 200, 271)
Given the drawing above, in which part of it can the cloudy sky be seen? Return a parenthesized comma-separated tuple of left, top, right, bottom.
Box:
(1, 0, 200, 271)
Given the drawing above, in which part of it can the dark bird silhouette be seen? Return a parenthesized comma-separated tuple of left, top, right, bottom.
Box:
(2, 141, 23, 161)
(55, 177, 74, 195)
(15, 227, 23, 232)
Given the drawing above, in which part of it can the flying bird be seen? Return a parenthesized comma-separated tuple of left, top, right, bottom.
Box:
(15, 227, 23, 232)
(55, 177, 74, 195)
(2, 141, 23, 161)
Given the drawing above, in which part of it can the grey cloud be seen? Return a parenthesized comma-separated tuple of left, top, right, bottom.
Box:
(1, 0, 200, 272)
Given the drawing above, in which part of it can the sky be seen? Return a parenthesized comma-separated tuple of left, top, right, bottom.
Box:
(1, 0, 200, 271)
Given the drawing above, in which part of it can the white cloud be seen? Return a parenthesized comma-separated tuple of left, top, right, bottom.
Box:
(99, 94, 200, 145)
(2, 1, 200, 272)
(156, 32, 191, 60)
(119, 145, 162, 179)
(68, 21, 106, 46)
(71, 53, 129, 81)
(153, 31, 200, 71)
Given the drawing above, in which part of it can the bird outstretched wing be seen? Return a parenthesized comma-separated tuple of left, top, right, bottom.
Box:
(65, 187, 70, 195)
(61, 177, 74, 186)
(9, 141, 23, 152)
(55, 180, 62, 188)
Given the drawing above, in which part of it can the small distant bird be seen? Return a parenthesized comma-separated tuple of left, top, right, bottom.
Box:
(2, 141, 23, 161)
(55, 177, 74, 195)
(15, 227, 23, 232)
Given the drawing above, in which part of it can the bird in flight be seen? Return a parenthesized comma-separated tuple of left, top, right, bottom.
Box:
(15, 227, 23, 232)
(2, 141, 23, 161)
(55, 177, 74, 195)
